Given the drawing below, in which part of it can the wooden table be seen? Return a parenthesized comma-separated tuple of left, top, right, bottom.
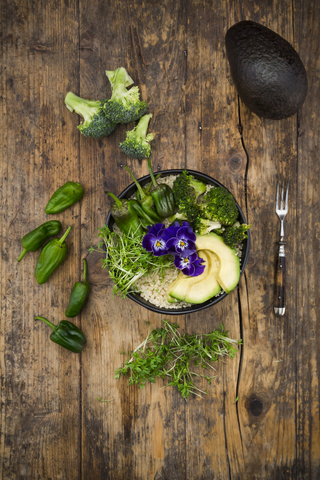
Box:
(1, 1, 320, 478)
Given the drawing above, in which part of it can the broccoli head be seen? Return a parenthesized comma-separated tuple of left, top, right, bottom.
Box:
(222, 224, 251, 249)
(201, 186, 239, 226)
(173, 170, 206, 206)
(119, 114, 154, 160)
(104, 67, 148, 124)
(65, 92, 117, 138)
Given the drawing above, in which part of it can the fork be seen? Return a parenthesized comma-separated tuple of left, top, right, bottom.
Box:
(274, 178, 289, 316)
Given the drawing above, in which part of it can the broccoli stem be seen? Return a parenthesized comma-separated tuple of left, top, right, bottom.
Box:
(110, 67, 132, 101)
(124, 166, 146, 200)
(135, 114, 153, 140)
(148, 158, 158, 188)
(65, 92, 100, 120)
(106, 192, 122, 208)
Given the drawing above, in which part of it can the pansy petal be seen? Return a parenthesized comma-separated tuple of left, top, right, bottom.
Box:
(182, 262, 195, 276)
(147, 223, 166, 236)
(142, 233, 157, 252)
(177, 226, 196, 242)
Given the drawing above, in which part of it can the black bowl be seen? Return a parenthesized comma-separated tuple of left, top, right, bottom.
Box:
(106, 169, 250, 315)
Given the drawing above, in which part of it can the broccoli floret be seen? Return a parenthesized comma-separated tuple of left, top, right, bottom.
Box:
(222, 224, 251, 249)
(198, 219, 222, 235)
(65, 92, 117, 138)
(119, 114, 154, 160)
(201, 186, 239, 226)
(103, 67, 148, 124)
(167, 204, 205, 233)
(173, 170, 206, 205)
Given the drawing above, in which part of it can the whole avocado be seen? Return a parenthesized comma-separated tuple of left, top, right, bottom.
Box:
(225, 21, 308, 120)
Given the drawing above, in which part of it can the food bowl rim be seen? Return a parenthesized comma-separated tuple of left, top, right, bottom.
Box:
(105, 168, 250, 315)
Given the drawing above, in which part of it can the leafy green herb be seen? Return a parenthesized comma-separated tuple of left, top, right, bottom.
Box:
(232, 396, 239, 404)
(115, 320, 242, 399)
(90, 227, 175, 297)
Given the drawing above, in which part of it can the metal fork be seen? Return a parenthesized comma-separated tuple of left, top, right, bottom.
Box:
(274, 178, 289, 316)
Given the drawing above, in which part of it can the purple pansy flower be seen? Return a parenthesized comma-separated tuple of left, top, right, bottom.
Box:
(142, 223, 169, 256)
(165, 222, 197, 257)
(174, 252, 205, 277)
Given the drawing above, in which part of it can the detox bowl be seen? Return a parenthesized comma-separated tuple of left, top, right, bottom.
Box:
(105, 169, 250, 315)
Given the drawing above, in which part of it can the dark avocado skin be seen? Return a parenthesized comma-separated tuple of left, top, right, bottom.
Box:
(225, 21, 308, 120)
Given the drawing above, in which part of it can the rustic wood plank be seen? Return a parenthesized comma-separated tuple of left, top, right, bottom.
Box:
(233, 2, 303, 479)
(1, 0, 320, 478)
(294, 1, 320, 478)
(0, 0, 81, 478)
(184, 1, 247, 479)
(78, 1, 187, 479)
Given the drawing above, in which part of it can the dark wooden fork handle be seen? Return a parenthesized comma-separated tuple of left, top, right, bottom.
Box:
(274, 255, 285, 316)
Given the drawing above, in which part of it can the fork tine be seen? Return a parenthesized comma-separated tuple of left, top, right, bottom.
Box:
(285, 179, 289, 211)
(281, 179, 285, 209)
(276, 179, 279, 210)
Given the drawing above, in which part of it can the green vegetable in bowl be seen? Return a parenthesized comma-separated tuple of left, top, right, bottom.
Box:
(90, 227, 174, 298)
(147, 158, 175, 218)
(124, 165, 162, 223)
(120, 114, 154, 160)
(106, 192, 144, 237)
(169, 170, 240, 233)
(103, 67, 148, 124)
(202, 186, 239, 226)
(222, 223, 251, 249)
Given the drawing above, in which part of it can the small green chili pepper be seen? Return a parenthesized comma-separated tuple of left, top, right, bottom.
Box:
(18, 220, 62, 262)
(65, 258, 91, 317)
(35, 226, 72, 284)
(45, 181, 84, 214)
(147, 158, 175, 218)
(124, 166, 162, 223)
(136, 173, 161, 202)
(130, 199, 157, 226)
(106, 192, 143, 237)
(35, 316, 86, 353)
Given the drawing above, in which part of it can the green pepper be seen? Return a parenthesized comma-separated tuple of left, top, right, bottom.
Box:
(136, 173, 161, 202)
(147, 158, 175, 218)
(35, 226, 71, 284)
(35, 316, 86, 353)
(124, 166, 162, 223)
(65, 258, 91, 317)
(107, 192, 143, 237)
(130, 199, 157, 226)
(45, 181, 84, 214)
(18, 220, 62, 262)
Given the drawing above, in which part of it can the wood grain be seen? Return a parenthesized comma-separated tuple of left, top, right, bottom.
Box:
(1, 0, 320, 479)
(0, 0, 81, 478)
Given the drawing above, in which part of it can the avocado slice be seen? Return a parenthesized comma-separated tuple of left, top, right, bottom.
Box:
(167, 251, 210, 302)
(225, 21, 308, 119)
(184, 250, 221, 304)
(167, 250, 221, 304)
(195, 234, 240, 293)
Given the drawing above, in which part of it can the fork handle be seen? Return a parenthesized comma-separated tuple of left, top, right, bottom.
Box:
(274, 252, 286, 316)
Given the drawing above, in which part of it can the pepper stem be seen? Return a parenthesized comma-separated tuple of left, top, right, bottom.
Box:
(34, 316, 56, 330)
(18, 248, 28, 262)
(58, 226, 72, 245)
(82, 258, 87, 282)
(148, 158, 158, 188)
(124, 166, 145, 200)
(106, 192, 122, 208)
